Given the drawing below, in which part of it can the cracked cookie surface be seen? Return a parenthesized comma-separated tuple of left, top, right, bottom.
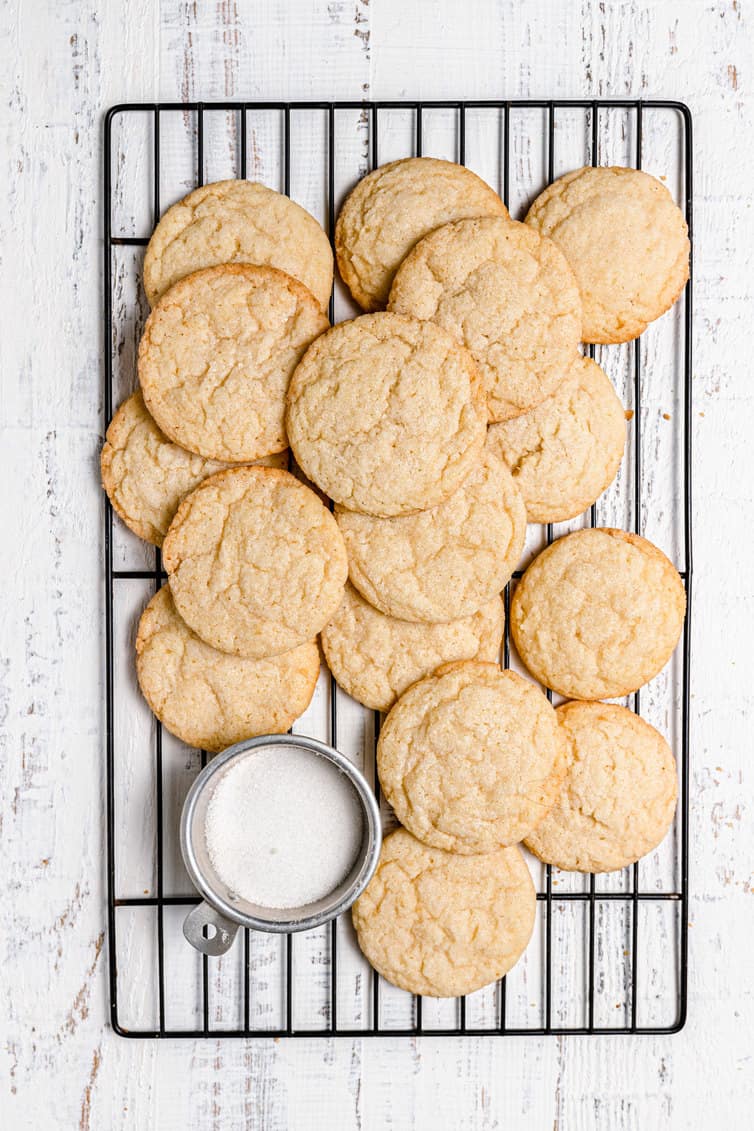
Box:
(377, 661, 567, 853)
(486, 356, 626, 523)
(352, 827, 535, 997)
(525, 166, 690, 344)
(336, 445, 525, 622)
(388, 216, 582, 421)
(162, 466, 348, 659)
(320, 583, 504, 712)
(511, 527, 686, 699)
(525, 701, 678, 873)
(335, 157, 508, 311)
(138, 264, 328, 463)
(143, 179, 334, 309)
(100, 391, 287, 546)
(136, 585, 319, 752)
(286, 313, 487, 517)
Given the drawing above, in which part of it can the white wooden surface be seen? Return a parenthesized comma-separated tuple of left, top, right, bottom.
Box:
(2, 0, 753, 1126)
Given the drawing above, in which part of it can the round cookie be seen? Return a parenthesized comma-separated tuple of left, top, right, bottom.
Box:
(525, 166, 690, 344)
(352, 827, 535, 998)
(138, 264, 328, 463)
(336, 445, 525, 622)
(388, 216, 582, 422)
(510, 527, 686, 699)
(136, 585, 320, 753)
(162, 466, 348, 660)
(335, 157, 508, 311)
(525, 701, 678, 873)
(286, 313, 487, 517)
(143, 179, 334, 309)
(486, 356, 626, 523)
(321, 583, 504, 712)
(377, 661, 567, 853)
(100, 391, 288, 546)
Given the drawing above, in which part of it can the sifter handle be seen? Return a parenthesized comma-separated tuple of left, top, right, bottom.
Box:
(183, 901, 239, 956)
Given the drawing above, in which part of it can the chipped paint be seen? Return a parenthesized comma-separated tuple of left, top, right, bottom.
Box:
(2, 1, 754, 1128)
(79, 1046, 102, 1131)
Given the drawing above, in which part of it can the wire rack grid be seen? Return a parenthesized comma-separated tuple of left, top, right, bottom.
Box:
(104, 99, 692, 1039)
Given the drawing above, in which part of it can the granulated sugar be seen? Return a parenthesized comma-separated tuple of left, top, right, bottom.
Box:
(205, 746, 364, 910)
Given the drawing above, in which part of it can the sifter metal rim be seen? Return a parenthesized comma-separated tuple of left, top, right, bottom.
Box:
(180, 733, 382, 937)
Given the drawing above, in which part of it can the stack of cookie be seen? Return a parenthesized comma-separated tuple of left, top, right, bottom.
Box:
(101, 156, 689, 1000)
(102, 181, 346, 752)
(331, 158, 688, 999)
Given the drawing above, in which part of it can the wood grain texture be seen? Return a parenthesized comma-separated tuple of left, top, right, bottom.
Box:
(1, 0, 753, 1127)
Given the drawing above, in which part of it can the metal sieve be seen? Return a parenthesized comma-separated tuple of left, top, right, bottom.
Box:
(180, 733, 382, 956)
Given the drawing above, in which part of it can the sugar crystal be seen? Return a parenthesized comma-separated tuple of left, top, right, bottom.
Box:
(205, 745, 364, 910)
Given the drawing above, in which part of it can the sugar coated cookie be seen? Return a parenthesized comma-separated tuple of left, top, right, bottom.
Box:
(101, 391, 287, 546)
(525, 166, 690, 343)
(352, 827, 535, 997)
(486, 356, 626, 523)
(143, 179, 333, 309)
(162, 466, 347, 659)
(138, 264, 328, 463)
(389, 216, 582, 422)
(335, 157, 507, 311)
(525, 701, 678, 873)
(286, 313, 487, 517)
(136, 585, 319, 752)
(336, 445, 525, 622)
(510, 527, 686, 699)
(377, 660, 567, 853)
(321, 583, 504, 712)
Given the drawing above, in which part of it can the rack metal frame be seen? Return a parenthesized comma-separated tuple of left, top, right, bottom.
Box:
(104, 99, 692, 1038)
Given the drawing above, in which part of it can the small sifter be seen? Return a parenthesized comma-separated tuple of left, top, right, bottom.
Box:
(180, 734, 382, 956)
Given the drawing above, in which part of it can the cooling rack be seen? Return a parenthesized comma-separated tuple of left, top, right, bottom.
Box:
(104, 99, 692, 1038)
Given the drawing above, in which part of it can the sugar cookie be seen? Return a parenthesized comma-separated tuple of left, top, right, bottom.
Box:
(286, 312, 486, 517)
(510, 527, 686, 699)
(138, 264, 328, 463)
(486, 356, 625, 523)
(389, 216, 582, 421)
(335, 157, 507, 311)
(136, 585, 319, 752)
(143, 179, 333, 309)
(525, 701, 678, 873)
(162, 466, 347, 660)
(377, 660, 567, 853)
(101, 391, 287, 546)
(352, 827, 535, 997)
(336, 445, 525, 622)
(525, 166, 689, 343)
(321, 583, 504, 712)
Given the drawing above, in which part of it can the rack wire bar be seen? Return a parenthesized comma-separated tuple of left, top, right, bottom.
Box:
(105, 100, 692, 1038)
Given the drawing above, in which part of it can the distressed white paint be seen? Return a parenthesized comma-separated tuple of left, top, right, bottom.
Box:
(1, 0, 753, 1127)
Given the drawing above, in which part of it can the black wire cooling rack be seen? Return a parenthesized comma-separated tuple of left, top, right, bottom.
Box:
(104, 99, 692, 1038)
